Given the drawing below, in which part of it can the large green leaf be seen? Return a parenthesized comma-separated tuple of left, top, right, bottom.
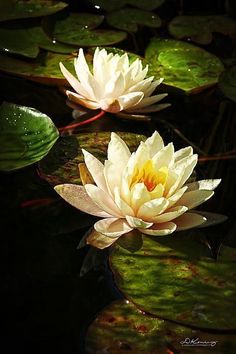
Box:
(0, 102, 59, 171)
(0, 25, 77, 58)
(39, 132, 146, 186)
(106, 8, 161, 32)
(145, 38, 224, 93)
(0, 0, 67, 22)
(0, 52, 75, 85)
(86, 300, 236, 353)
(51, 12, 127, 46)
(218, 66, 236, 102)
(0, 27, 39, 58)
(89, 0, 165, 11)
(169, 15, 236, 45)
(110, 233, 236, 330)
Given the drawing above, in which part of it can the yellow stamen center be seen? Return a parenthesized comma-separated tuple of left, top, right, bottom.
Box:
(130, 160, 168, 192)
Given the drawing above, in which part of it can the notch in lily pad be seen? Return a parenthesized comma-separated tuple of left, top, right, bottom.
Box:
(0, 102, 59, 171)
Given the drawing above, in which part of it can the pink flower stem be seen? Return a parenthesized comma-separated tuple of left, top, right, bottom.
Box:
(58, 110, 105, 133)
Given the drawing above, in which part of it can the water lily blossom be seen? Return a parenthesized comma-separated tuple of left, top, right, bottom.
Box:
(60, 48, 170, 114)
(54, 131, 221, 249)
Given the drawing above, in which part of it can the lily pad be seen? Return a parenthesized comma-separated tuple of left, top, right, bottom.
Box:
(218, 66, 236, 102)
(38, 132, 146, 186)
(145, 38, 224, 93)
(0, 0, 67, 22)
(106, 8, 161, 32)
(169, 15, 236, 45)
(89, 0, 165, 12)
(0, 27, 39, 58)
(0, 102, 59, 171)
(49, 12, 126, 46)
(0, 52, 75, 85)
(0, 25, 77, 58)
(86, 300, 236, 353)
(110, 233, 236, 330)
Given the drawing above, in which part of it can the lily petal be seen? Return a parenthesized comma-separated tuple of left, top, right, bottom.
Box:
(82, 149, 108, 192)
(126, 215, 153, 229)
(137, 197, 169, 220)
(175, 212, 206, 230)
(152, 206, 188, 223)
(140, 222, 177, 236)
(87, 228, 120, 249)
(94, 217, 132, 238)
(85, 184, 123, 217)
(54, 184, 111, 217)
(177, 190, 214, 209)
(186, 179, 221, 192)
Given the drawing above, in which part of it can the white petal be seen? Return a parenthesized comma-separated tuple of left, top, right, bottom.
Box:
(127, 76, 154, 94)
(130, 93, 168, 109)
(174, 154, 198, 189)
(66, 91, 100, 110)
(82, 149, 108, 192)
(175, 212, 206, 230)
(94, 218, 132, 238)
(177, 190, 214, 209)
(186, 179, 221, 192)
(126, 215, 153, 229)
(152, 206, 188, 223)
(152, 143, 175, 169)
(85, 184, 123, 217)
(144, 131, 164, 157)
(105, 71, 125, 98)
(118, 92, 144, 111)
(60, 62, 89, 98)
(87, 229, 120, 249)
(114, 187, 134, 217)
(54, 184, 111, 217)
(137, 198, 169, 220)
(130, 182, 151, 213)
(104, 160, 122, 197)
(167, 186, 188, 208)
(140, 222, 177, 236)
(144, 78, 164, 97)
(108, 132, 131, 166)
(174, 146, 193, 163)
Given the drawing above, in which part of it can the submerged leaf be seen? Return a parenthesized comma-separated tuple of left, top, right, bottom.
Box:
(218, 66, 236, 102)
(0, 102, 59, 171)
(0, 0, 67, 22)
(106, 8, 161, 32)
(169, 15, 236, 45)
(145, 38, 224, 93)
(110, 232, 236, 330)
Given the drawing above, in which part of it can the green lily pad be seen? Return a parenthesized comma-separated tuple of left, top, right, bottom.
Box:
(38, 132, 146, 186)
(0, 27, 39, 58)
(169, 16, 236, 45)
(49, 12, 126, 46)
(110, 233, 236, 330)
(89, 0, 165, 12)
(218, 66, 236, 102)
(86, 300, 236, 353)
(106, 8, 161, 32)
(0, 52, 75, 85)
(0, 0, 67, 22)
(0, 25, 77, 58)
(145, 38, 224, 93)
(0, 102, 59, 171)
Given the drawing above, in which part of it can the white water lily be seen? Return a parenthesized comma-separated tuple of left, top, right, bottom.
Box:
(54, 131, 221, 249)
(60, 47, 170, 114)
